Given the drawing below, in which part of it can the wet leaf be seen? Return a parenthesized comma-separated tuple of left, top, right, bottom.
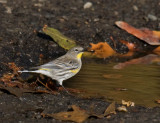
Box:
(88, 42, 116, 58)
(43, 25, 77, 50)
(113, 54, 160, 69)
(104, 102, 116, 116)
(122, 100, 135, 107)
(117, 106, 127, 112)
(115, 21, 160, 45)
(42, 105, 90, 123)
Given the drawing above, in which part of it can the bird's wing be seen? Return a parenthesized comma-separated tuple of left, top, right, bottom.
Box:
(32, 56, 79, 71)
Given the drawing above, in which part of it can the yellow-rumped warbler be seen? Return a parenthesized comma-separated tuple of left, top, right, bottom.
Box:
(19, 46, 84, 90)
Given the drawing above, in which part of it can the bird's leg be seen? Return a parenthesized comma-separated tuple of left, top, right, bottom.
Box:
(61, 85, 70, 94)
(58, 80, 70, 94)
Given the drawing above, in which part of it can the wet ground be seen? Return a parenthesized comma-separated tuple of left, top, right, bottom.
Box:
(0, 0, 160, 122)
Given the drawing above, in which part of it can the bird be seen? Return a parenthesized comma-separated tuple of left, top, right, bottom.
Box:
(18, 46, 84, 92)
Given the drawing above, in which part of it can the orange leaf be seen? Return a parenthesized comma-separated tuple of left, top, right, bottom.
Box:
(115, 21, 160, 45)
(88, 42, 116, 58)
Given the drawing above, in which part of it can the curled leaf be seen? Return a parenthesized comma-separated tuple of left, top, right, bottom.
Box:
(116, 21, 160, 45)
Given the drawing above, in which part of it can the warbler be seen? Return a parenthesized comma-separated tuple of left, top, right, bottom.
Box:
(18, 46, 84, 91)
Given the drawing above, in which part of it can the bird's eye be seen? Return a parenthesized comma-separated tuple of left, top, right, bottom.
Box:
(75, 49, 78, 52)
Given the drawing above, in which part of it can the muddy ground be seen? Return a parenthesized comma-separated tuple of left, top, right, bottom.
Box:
(0, 0, 160, 122)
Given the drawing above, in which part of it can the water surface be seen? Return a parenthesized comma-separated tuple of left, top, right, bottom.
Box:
(65, 62, 160, 107)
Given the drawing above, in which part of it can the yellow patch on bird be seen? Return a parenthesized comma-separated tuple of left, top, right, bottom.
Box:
(77, 52, 84, 59)
(39, 68, 51, 71)
(70, 69, 79, 73)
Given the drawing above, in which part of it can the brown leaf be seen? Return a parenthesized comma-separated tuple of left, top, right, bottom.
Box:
(42, 105, 90, 123)
(0, 73, 14, 83)
(0, 84, 35, 97)
(7, 62, 22, 75)
(104, 102, 116, 116)
(88, 42, 116, 58)
(115, 21, 160, 45)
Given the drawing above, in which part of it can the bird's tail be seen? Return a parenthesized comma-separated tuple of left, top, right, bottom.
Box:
(18, 70, 35, 73)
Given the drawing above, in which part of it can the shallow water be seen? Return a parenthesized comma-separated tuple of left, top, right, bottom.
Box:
(65, 61, 160, 107)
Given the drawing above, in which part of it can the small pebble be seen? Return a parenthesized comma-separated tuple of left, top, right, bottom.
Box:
(147, 14, 157, 21)
(133, 5, 138, 11)
(84, 2, 93, 9)
(34, 3, 43, 7)
(114, 11, 119, 16)
(5, 6, 12, 14)
(94, 18, 99, 22)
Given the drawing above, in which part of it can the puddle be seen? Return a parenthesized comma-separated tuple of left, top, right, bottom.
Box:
(65, 61, 160, 107)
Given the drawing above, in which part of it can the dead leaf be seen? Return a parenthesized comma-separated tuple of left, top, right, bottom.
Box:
(8, 62, 22, 74)
(122, 100, 135, 107)
(113, 54, 160, 69)
(88, 42, 116, 58)
(104, 102, 116, 116)
(0, 84, 35, 97)
(117, 106, 127, 112)
(0, 73, 14, 83)
(41, 105, 89, 123)
(43, 25, 77, 50)
(41, 103, 118, 122)
(115, 21, 160, 45)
